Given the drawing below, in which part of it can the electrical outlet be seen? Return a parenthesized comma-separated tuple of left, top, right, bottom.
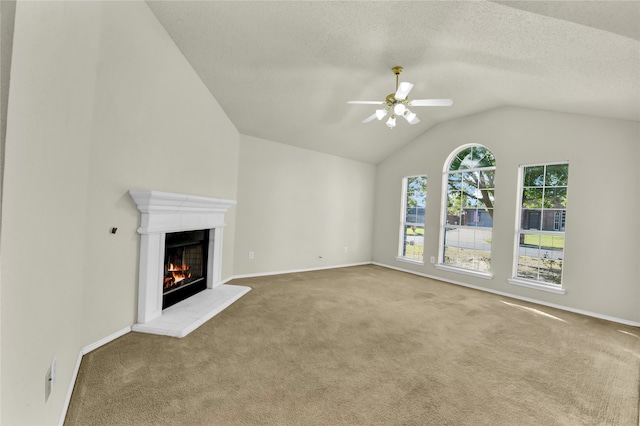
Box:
(45, 357, 56, 402)
(248, 251, 254, 260)
(343, 246, 348, 253)
(430, 256, 435, 264)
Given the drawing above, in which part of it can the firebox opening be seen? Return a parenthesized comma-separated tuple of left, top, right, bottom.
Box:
(163, 229, 209, 309)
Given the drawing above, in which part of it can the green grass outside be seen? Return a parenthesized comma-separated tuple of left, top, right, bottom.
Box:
(524, 234, 564, 249)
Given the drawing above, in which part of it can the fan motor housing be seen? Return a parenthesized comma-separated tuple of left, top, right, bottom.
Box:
(386, 93, 406, 106)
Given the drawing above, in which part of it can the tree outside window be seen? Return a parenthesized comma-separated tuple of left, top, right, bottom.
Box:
(442, 145, 495, 272)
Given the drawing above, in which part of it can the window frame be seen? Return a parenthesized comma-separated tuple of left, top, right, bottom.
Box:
(436, 144, 495, 279)
(396, 175, 427, 264)
(508, 161, 569, 295)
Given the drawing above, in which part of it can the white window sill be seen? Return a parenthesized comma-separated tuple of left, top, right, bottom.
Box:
(435, 264, 493, 280)
(508, 278, 566, 295)
(395, 256, 424, 266)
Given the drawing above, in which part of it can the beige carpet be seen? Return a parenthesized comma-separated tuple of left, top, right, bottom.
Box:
(65, 265, 640, 425)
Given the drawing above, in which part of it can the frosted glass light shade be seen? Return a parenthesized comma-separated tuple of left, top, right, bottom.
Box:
(404, 110, 419, 124)
(386, 115, 396, 128)
(393, 103, 406, 116)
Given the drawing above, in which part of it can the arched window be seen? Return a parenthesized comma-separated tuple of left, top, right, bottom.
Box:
(440, 145, 495, 275)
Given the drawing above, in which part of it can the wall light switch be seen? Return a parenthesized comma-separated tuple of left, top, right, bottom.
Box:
(430, 256, 435, 264)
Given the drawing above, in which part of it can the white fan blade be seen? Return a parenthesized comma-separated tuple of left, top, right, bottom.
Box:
(362, 113, 378, 123)
(395, 82, 414, 100)
(348, 100, 385, 105)
(409, 99, 453, 107)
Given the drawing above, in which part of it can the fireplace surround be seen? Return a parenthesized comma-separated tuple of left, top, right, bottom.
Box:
(129, 190, 250, 337)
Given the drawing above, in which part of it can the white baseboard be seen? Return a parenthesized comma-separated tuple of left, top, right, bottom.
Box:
(373, 261, 640, 327)
(59, 326, 132, 426)
(82, 326, 132, 355)
(231, 261, 372, 280)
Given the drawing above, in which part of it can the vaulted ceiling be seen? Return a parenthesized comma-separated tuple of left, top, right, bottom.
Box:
(147, 1, 640, 164)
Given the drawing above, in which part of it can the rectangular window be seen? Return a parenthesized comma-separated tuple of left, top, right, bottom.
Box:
(513, 163, 569, 287)
(398, 176, 427, 262)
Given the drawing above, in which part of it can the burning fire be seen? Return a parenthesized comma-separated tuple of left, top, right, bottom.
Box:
(165, 262, 192, 289)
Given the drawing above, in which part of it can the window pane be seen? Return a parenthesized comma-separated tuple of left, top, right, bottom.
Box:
(447, 191, 461, 208)
(539, 233, 564, 250)
(524, 166, 545, 186)
(472, 249, 491, 272)
(478, 170, 494, 189)
(462, 172, 477, 194)
(445, 247, 491, 271)
(521, 233, 540, 247)
(545, 164, 569, 186)
(475, 210, 493, 228)
(544, 188, 567, 208)
(458, 227, 475, 248)
(475, 228, 492, 250)
(443, 226, 459, 248)
(447, 193, 462, 225)
(462, 193, 476, 207)
(539, 251, 563, 284)
(406, 207, 425, 225)
(475, 189, 494, 208)
(407, 176, 427, 208)
(448, 173, 462, 191)
(522, 187, 543, 208)
(402, 224, 424, 260)
(475, 148, 496, 169)
(542, 210, 565, 231)
(517, 254, 539, 280)
(443, 245, 460, 266)
(520, 209, 542, 230)
(450, 148, 473, 171)
(459, 148, 477, 170)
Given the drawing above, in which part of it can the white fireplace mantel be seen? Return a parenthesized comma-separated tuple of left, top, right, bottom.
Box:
(130, 190, 237, 234)
(129, 190, 248, 337)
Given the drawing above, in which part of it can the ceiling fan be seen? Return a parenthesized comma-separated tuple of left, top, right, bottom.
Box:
(347, 66, 453, 128)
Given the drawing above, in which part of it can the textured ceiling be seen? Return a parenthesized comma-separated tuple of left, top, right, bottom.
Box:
(147, 0, 640, 164)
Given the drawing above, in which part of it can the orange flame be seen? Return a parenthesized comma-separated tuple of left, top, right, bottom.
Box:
(165, 262, 192, 289)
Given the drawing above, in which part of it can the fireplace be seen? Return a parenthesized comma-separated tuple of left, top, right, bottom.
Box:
(163, 229, 209, 309)
(129, 190, 250, 337)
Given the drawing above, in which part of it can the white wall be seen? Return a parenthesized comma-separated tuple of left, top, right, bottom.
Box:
(81, 0, 240, 348)
(234, 135, 375, 275)
(1, 2, 101, 424)
(373, 107, 640, 323)
(0, 1, 17, 421)
(1, 2, 240, 424)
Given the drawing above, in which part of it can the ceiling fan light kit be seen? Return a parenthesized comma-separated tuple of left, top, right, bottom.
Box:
(386, 115, 397, 128)
(348, 66, 453, 129)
